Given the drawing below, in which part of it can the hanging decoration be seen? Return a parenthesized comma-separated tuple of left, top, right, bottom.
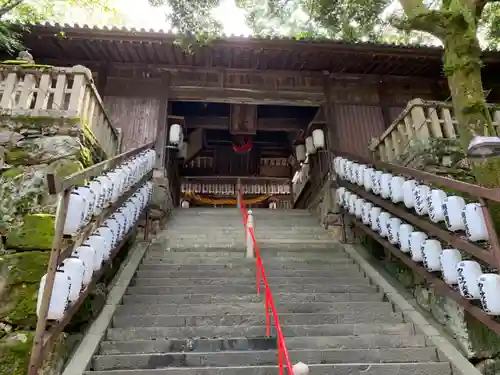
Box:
(232, 136, 253, 153)
(184, 191, 271, 205)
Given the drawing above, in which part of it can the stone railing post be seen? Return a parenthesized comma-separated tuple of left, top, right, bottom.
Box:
(246, 209, 254, 258)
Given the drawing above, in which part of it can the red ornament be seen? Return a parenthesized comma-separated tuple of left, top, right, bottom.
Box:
(232, 138, 253, 153)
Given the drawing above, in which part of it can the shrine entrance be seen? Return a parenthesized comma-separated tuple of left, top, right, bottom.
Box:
(167, 101, 324, 209)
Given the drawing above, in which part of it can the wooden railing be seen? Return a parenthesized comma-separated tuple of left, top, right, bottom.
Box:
(334, 151, 500, 335)
(0, 64, 121, 156)
(27, 143, 158, 375)
(369, 98, 500, 163)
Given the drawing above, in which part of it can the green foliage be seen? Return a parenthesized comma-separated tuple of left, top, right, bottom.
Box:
(0, 0, 116, 53)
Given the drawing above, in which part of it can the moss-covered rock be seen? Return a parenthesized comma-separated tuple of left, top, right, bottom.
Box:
(1, 167, 23, 179)
(48, 158, 84, 181)
(0, 251, 49, 328)
(6, 214, 55, 251)
(4, 148, 31, 166)
(0, 331, 33, 375)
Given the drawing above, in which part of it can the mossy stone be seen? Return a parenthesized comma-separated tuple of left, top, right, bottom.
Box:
(6, 214, 55, 251)
(49, 158, 84, 180)
(1, 167, 23, 179)
(0, 251, 49, 327)
(0, 331, 34, 375)
(4, 148, 31, 166)
(466, 311, 500, 358)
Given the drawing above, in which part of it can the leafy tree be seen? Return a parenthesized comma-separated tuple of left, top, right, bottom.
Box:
(0, 0, 115, 52)
(151, 0, 500, 206)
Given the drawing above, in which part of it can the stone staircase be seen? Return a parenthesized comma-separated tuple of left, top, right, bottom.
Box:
(84, 208, 452, 375)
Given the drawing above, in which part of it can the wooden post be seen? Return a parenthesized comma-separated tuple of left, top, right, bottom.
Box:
(28, 189, 71, 375)
(155, 73, 170, 173)
(246, 210, 254, 258)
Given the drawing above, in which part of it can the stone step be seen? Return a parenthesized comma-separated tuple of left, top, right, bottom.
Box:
(106, 323, 416, 341)
(135, 266, 362, 278)
(115, 302, 394, 317)
(125, 284, 379, 295)
(99, 334, 429, 355)
(138, 260, 355, 268)
(93, 347, 439, 371)
(85, 362, 451, 375)
(121, 292, 383, 305)
(112, 310, 403, 328)
(130, 276, 370, 287)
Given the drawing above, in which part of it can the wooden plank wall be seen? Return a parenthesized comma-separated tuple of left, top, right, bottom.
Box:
(325, 79, 446, 159)
(103, 96, 160, 151)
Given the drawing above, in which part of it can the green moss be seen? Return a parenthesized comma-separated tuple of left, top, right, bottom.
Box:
(49, 159, 84, 180)
(1, 167, 23, 179)
(466, 312, 500, 358)
(4, 148, 31, 166)
(0, 331, 34, 375)
(0, 252, 49, 327)
(0, 115, 79, 131)
(0, 251, 49, 285)
(6, 214, 55, 251)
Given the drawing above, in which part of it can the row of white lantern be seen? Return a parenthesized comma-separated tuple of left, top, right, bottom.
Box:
(295, 129, 325, 162)
(63, 149, 156, 236)
(37, 180, 153, 321)
(337, 187, 500, 316)
(333, 156, 489, 243)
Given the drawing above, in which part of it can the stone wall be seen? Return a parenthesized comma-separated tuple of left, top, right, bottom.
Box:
(307, 177, 344, 238)
(0, 115, 111, 375)
(362, 139, 500, 374)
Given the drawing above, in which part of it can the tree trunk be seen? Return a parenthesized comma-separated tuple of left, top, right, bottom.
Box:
(443, 30, 500, 231)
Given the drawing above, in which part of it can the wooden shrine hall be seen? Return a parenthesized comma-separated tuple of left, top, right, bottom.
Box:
(12, 23, 500, 208)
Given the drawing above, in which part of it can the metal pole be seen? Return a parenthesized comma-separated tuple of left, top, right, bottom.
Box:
(246, 210, 254, 258)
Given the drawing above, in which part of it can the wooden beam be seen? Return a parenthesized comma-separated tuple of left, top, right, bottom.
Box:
(184, 116, 307, 132)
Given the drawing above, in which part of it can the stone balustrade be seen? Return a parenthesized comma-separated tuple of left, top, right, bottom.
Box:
(0, 63, 121, 157)
(369, 98, 500, 164)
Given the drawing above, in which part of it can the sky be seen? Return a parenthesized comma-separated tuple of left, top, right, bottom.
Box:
(61, 0, 253, 35)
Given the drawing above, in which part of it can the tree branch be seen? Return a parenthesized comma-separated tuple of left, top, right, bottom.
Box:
(396, 0, 451, 36)
(0, 0, 24, 17)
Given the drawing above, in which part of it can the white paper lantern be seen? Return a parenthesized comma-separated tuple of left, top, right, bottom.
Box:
(355, 198, 365, 218)
(440, 249, 462, 285)
(409, 232, 428, 262)
(349, 163, 359, 184)
(427, 189, 447, 223)
(336, 187, 346, 206)
(402, 180, 418, 209)
(356, 164, 366, 186)
(344, 161, 353, 181)
(390, 176, 405, 203)
(413, 184, 431, 216)
(348, 194, 358, 215)
(370, 206, 382, 231)
(372, 171, 383, 195)
(59, 258, 85, 303)
(362, 202, 374, 225)
(343, 191, 352, 210)
(169, 124, 183, 145)
(312, 129, 325, 149)
(363, 168, 374, 191)
(422, 239, 442, 272)
(305, 136, 316, 155)
(339, 159, 348, 179)
(463, 203, 489, 242)
(443, 196, 466, 232)
(380, 173, 393, 199)
(457, 260, 482, 300)
(37, 271, 71, 320)
(387, 218, 402, 245)
(398, 224, 414, 253)
(478, 274, 500, 315)
(296, 144, 306, 162)
(377, 212, 392, 237)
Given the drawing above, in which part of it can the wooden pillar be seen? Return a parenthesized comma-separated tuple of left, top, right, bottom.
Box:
(376, 80, 393, 128)
(154, 72, 170, 173)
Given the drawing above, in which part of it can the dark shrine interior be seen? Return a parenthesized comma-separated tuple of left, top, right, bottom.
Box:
(170, 101, 318, 179)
